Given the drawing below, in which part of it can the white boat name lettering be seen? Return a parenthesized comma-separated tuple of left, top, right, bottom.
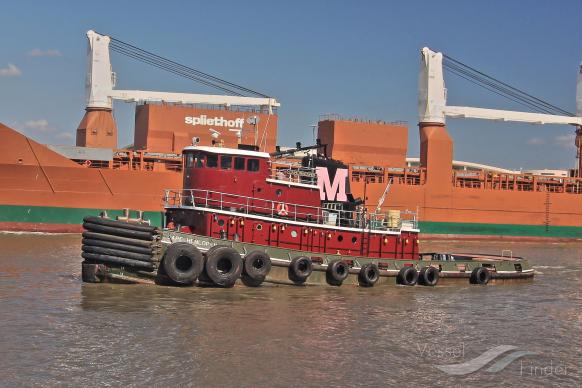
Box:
(185, 115, 245, 128)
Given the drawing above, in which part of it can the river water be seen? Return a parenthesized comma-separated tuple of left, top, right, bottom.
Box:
(0, 233, 580, 387)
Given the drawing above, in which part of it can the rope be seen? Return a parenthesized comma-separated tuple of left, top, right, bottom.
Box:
(442, 53, 573, 116)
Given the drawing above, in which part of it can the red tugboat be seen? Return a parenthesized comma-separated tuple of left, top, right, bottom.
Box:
(80, 143, 534, 288)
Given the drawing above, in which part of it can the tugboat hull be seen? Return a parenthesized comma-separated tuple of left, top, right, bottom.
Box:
(82, 227, 534, 287)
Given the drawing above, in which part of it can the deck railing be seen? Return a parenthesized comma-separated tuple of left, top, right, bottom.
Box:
(73, 151, 182, 172)
(453, 171, 582, 194)
(163, 189, 418, 231)
(269, 161, 318, 185)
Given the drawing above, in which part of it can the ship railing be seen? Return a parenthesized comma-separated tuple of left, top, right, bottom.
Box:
(269, 163, 318, 185)
(350, 166, 426, 186)
(74, 151, 182, 172)
(163, 189, 417, 231)
(453, 171, 582, 194)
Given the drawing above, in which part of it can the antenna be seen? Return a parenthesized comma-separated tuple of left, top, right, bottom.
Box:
(228, 128, 242, 143)
(247, 116, 260, 146)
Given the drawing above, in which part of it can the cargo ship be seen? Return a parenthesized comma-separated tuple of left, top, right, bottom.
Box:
(1, 31, 581, 240)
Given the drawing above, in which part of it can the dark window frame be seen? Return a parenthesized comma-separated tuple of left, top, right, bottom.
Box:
(247, 158, 260, 172)
(220, 155, 233, 170)
(234, 157, 246, 170)
(206, 153, 218, 168)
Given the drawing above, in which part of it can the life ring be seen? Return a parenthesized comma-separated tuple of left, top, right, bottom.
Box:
(276, 202, 289, 216)
(84, 160, 92, 167)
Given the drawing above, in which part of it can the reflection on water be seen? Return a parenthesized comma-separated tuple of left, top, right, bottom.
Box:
(0, 234, 580, 387)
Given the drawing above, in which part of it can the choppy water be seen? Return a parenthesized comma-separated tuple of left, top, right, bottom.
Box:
(0, 234, 580, 387)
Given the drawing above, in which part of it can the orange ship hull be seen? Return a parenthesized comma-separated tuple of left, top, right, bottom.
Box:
(0, 123, 181, 232)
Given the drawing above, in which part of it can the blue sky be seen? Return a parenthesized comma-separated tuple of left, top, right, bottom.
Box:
(0, 0, 581, 170)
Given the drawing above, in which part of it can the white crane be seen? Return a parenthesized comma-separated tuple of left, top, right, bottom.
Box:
(418, 47, 582, 126)
(84, 30, 280, 113)
(418, 47, 582, 176)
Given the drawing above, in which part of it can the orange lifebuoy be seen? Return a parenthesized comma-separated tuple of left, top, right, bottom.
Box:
(276, 203, 289, 216)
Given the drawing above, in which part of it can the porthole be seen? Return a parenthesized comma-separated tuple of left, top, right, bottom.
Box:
(337, 235, 344, 242)
(276, 189, 283, 197)
(291, 230, 298, 238)
(218, 219, 225, 226)
(352, 236, 357, 244)
(256, 223, 263, 231)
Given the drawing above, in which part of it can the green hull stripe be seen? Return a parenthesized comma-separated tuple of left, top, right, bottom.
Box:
(1, 205, 581, 237)
(419, 221, 582, 238)
(0, 204, 164, 227)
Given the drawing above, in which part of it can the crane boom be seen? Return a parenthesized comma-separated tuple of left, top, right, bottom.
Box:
(419, 47, 582, 177)
(444, 106, 582, 126)
(85, 30, 279, 111)
(419, 47, 582, 127)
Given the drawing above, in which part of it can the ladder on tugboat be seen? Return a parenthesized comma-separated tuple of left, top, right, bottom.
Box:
(360, 229, 371, 257)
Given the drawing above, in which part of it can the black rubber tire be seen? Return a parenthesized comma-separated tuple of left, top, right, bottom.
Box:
(241, 251, 271, 287)
(288, 256, 312, 284)
(81, 252, 155, 270)
(83, 222, 155, 241)
(82, 238, 154, 255)
(83, 216, 159, 233)
(326, 260, 349, 286)
(198, 245, 227, 284)
(82, 245, 153, 262)
(161, 242, 204, 285)
(358, 263, 380, 287)
(470, 267, 491, 285)
(82, 231, 154, 248)
(205, 246, 242, 288)
(396, 266, 418, 286)
(419, 266, 439, 286)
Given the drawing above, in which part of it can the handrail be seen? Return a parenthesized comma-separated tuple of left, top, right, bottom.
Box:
(269, 162, 317, 185)
(164, 188, 418, 231)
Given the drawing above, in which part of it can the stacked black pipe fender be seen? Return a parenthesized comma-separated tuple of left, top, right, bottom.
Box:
(81, 216, 162, 281)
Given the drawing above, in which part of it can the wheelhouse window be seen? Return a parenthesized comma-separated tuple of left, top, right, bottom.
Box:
(234, 157, 245, 170)
(247, 158, 260, 172)
(220, 155, 232, 170)
(186, 151, 204, 168)
(196, 153, 204, 168)
(185, 153, 194, 168)
(207, 154, 218, 168)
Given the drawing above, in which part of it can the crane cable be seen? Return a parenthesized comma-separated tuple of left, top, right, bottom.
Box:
(100, 32, 271, 98)
(442, 54, 574, 117)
